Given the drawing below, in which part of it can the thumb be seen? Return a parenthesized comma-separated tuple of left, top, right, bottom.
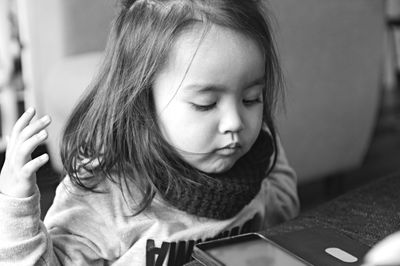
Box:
(363, 231, 400, 265)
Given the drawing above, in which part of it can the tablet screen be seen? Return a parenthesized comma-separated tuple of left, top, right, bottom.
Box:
(207, 238, 308, 266)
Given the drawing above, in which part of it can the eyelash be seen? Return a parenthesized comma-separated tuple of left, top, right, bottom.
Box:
(191, 98, 262, 112)
(191, 102, 217, 111)
(243, 98, 263, 106)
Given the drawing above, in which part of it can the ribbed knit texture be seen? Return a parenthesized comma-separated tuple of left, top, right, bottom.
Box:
(157, 130, 274, 220)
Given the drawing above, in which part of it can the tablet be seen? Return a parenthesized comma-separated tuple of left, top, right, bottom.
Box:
(192, 232, 312, 266)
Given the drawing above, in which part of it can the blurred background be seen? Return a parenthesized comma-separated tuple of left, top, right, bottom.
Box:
(0, 0, 399, 218)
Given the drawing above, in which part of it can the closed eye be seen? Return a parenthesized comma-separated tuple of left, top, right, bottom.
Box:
(243, 97, 262, 106)
(190, 102, 217, 111)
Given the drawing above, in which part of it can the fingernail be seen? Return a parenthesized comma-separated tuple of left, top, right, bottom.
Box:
(38, 130, 47, 138)
(41, 115, 51, 123)
(40, 153, 49, 161)
(26, 107, 34, 114)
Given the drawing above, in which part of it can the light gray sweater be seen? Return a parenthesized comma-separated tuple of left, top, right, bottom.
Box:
(0, 139, 299, 266)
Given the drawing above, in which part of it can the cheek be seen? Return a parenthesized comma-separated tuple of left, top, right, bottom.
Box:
(244, 106, 264, 145)
(158, 107, 216, 152)
(246, 106, 264, 129)
(256, 107, 264, 128)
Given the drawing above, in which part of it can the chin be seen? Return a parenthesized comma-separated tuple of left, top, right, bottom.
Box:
(200, 159, 238, 174)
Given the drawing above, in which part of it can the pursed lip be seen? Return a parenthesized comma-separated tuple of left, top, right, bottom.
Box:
(216, 143, 242, 155)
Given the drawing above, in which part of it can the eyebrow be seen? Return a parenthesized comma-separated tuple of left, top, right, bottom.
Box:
(185, 75, 266, 93)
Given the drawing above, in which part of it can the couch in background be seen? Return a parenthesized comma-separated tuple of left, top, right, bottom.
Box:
(270, 0, 385, 183)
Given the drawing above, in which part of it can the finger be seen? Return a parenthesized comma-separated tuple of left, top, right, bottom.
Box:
(9, 107, 35, 144)
(18, 115, 51, 143)
(364, 232, 400, 265)
(16, 130, 48, 160)
(19, 153, 49, 180)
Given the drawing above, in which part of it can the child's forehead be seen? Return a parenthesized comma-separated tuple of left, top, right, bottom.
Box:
(164, 24, 264, 71)
(154, 24, 266, 94)
(175, 24, 255, 50)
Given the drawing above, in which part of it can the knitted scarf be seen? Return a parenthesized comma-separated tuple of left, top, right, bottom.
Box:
(157, 130, 274, 220)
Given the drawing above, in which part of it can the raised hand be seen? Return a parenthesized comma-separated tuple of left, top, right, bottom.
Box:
(0, 108, 51, 198)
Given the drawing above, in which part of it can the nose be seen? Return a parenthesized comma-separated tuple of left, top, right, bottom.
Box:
(218, 104, 244, 135)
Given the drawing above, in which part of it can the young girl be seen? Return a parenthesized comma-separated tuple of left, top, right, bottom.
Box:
(0, 0, 299, 265)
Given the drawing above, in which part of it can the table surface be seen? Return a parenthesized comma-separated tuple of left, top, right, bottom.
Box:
(187, 171, 400, 265)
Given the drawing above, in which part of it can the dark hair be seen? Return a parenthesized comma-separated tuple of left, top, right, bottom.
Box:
(61, 0, 284, 215)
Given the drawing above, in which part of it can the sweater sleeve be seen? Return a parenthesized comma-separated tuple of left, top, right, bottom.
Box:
(0, 186, 51, 265)
(261, 135, 300, 227)
(0, 180, 121, 266)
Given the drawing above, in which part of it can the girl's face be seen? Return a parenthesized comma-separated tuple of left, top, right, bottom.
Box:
(153, 25, 265, 173)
